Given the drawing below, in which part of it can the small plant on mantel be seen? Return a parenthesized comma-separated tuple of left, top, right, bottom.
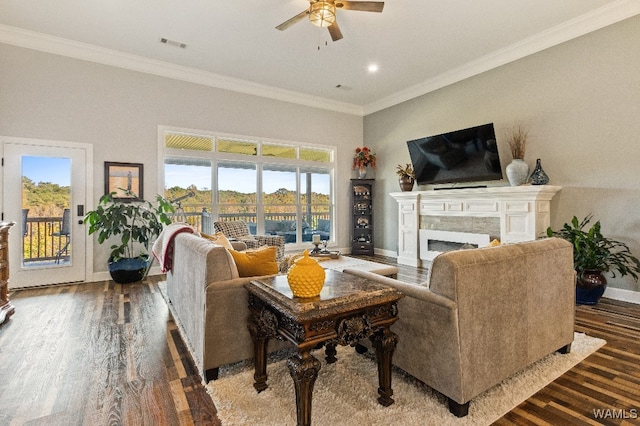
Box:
(396, 163, 415, 180)
(396, 163, 416, 191)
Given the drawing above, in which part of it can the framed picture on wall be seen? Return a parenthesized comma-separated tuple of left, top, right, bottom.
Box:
(104, 162, 143, 200)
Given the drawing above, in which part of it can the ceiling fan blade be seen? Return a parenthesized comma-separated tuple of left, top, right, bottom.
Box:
(336, 1, 384, 12)
(328, 21, 343, 41)
(275, 10, 309, 31)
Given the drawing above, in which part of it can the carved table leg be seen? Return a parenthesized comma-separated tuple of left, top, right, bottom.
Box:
(325, 342, 337, 364)
(370, 326, 399, 407)
(247, 307, 278, 392)
(287, 350, 322, 426)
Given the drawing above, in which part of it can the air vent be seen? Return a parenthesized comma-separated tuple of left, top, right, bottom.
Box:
(160, 38, 187, 49)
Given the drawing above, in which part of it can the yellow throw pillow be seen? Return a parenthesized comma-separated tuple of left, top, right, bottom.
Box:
(229, 246, 279, 277)
(201, 232, 234, 251)
(488, 239, 501, 247)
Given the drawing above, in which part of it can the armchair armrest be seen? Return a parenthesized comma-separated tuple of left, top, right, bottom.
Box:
(342, 268, 456, 310)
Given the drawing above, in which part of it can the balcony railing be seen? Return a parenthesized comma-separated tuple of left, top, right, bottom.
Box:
(23, 216, 70, 264)
(22, 208, 331, 264)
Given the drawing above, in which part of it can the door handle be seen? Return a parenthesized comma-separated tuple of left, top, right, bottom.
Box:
(77, 205, 84, 224)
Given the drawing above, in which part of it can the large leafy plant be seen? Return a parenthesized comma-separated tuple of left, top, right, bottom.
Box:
(85, 191, 174, 261)
(547, 215, 640, 281)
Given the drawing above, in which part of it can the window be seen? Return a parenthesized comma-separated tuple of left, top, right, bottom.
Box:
(161, 128, 335, 246)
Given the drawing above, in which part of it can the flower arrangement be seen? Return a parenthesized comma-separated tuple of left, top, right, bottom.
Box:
(396, 163, 415, 180)
(352, 146, 377, 171)
(505, 125, 528, 160)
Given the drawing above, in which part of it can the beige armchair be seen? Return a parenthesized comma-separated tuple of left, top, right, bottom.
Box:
(343, 238, 575, 417)
(214, 220, 285, 261)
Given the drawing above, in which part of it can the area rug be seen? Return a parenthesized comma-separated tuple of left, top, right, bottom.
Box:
(206, 332, 605, 426)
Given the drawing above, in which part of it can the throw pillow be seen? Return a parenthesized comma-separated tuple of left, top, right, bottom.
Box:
(201, 232, 234, 251)
(229, 245, 279, 277)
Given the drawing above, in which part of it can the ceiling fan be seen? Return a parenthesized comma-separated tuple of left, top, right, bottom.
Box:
(276, 1, 384, 42)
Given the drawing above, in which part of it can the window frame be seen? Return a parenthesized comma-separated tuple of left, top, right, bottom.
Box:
(158, 126, 336, 248)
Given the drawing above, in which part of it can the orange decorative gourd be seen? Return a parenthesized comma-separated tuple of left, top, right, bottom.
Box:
(287, 250, 326, 298)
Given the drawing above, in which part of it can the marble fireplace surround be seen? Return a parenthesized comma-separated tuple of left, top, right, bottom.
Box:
(390, 185, 562, 267)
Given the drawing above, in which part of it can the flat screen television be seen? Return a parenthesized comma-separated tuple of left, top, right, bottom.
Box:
(406, 122, 503, 186)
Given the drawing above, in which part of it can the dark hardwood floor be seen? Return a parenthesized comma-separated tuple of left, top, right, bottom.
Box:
(1, 256, 639, 425)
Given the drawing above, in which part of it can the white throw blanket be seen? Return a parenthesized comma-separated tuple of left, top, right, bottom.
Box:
(152, 223, 194, 273)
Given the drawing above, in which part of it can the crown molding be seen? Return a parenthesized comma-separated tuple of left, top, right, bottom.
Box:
(0, 24, 364, 117)
(1, 0, 638, 118)
(363, 0, 640, 115)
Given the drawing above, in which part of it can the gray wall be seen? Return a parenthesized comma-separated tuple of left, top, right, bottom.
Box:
(364, 15, 640, 292)
(0, 43, 363, 273)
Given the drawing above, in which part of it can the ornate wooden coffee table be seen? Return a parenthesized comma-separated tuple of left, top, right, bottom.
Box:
(245, 269, 403, 426)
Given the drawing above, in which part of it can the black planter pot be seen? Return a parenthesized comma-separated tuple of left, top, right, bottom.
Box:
(576, 269, 607, 305)
(108, 257, 150, 284)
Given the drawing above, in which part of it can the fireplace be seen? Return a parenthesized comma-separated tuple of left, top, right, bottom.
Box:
(390, 185, 562, 267)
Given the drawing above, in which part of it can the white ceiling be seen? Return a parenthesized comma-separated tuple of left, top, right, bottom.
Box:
(1, 0, 639, 115)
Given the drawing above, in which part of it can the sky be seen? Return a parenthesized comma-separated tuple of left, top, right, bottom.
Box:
(22, 157, 330, 195)
(22, 156, 70, 186)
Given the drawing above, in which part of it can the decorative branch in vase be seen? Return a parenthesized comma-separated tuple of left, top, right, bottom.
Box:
(504, 124, 530, 186)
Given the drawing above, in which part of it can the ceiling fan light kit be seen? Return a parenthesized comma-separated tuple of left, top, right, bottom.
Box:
(277, 0, 384, 42)
(309, 2, 337, 28)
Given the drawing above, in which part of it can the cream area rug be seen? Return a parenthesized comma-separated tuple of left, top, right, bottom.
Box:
(206, 332, 604, 426)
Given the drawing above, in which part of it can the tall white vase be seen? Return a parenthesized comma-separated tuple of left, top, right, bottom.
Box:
(506, 159, 529, 186)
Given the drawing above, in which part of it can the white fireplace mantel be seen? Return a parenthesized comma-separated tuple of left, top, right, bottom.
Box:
(390, 185, 562, 267)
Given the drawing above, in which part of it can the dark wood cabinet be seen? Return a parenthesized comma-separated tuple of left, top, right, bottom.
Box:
(0, 222, 15, 326)
(350, 179, 374, 255)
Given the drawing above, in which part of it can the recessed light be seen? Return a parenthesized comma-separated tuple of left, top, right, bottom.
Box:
(368, 64, 379, 73)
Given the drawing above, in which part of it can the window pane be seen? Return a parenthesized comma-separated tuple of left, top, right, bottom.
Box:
(300, 170, 332, 241)
(218, 162, 257, 227)
(263, 166, 300, 243)
(300, 147, 331, 162)
(263, 166, 297, 205)
(22, 156, 71, 266)
(263, 143, 296, 159)
(162, 129, 335, 246)
(165, 134, 212, 151)
(217, 139, 257, 156)
(164, 158, 212, 232)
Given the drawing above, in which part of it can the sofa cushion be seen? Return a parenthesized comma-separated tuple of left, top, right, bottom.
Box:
(201, 232, 234, 251)
(229, 246, 279, 277)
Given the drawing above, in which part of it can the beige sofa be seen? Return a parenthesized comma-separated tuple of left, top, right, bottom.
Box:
(343, 238, 575, 417)
(165, 232, 290, 382)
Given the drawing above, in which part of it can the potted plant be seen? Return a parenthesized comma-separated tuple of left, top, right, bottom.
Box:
(84, 190, 174, 283)
(396, 163, 415, 191)
(547, 215, 640, 305)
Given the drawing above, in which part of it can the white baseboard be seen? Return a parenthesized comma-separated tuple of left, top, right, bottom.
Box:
(375, 247, 397, 258)
(603, 286, 640, 305)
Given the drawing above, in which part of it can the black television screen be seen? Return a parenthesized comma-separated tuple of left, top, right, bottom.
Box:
(406, 123, 503, 186)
